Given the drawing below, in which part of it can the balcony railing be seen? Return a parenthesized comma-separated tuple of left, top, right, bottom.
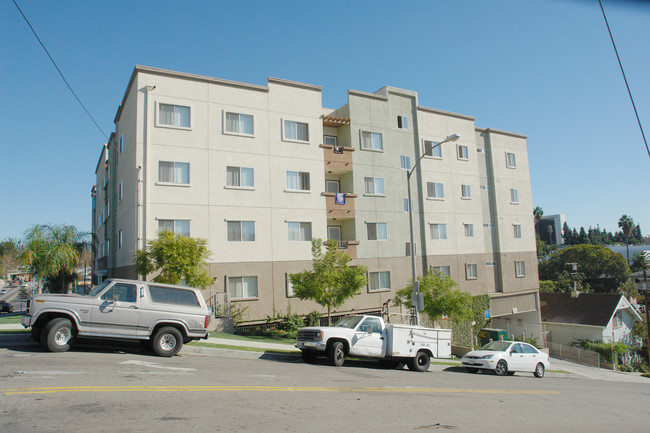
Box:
(322, 192, 357, 219)
(324, 240, 360, 259)
(321, 144, 354, 173)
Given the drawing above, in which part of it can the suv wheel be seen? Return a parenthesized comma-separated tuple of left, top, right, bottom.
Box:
(42, 318, 74, 352)
(152, 327, 183, 357)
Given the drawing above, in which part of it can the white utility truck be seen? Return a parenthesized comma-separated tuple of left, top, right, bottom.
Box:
(295, 315, 451, 371)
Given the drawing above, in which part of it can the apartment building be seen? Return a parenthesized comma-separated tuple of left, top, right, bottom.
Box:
(92, 66, 541, 334)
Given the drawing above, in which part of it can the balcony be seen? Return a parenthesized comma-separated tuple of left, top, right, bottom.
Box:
(325, 239, 360, 259)
(321, 144, 354, 174)
(323, 192, 356, 219)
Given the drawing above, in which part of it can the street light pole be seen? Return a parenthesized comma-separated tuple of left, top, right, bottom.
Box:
(407, 133, 459, 326)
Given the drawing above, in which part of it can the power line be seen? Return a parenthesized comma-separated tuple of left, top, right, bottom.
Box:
(598, 0, 650, 160)
(12, 0, 108, 140)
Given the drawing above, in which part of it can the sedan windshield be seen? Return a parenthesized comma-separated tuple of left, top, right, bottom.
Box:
(479, 341, 512, 352)
(87, 280, 112, 297)
(332, 316, 363, 329)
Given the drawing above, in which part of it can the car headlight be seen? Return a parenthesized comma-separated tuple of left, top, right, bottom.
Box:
(480, 355, 494, 359)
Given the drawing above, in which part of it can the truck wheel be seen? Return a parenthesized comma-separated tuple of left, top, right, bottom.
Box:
(301, 350, 317, 364)
(329, 341, 345, 367)
(152, 327, 183, 357)
(408, 351, 431, 372)
(41, 318, 74, 353)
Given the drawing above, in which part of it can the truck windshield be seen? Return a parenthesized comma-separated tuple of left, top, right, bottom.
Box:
(332, 316, 363, 329)
(87, 280, 112, 297)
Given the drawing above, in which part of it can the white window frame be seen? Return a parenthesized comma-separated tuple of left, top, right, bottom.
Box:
(286, 274, 295, 298)
(402, 198, 413, 213)
(158, 161, 190, 185)
(510, 188, 519, 204)
(118, 230, 123, 249)
(226, 166, 255, 189)
(228, 276, 258, 300)
(515, 261, 526, 277)
(506, 152, 517, 168)
(364, 177, 385, 196)
(427, 182, 445, 199)
(119, 134, 124, 153)
(288, 222, 312, 241)
(432, 265, 451, 276)
(158, 219, 190, 237)
(224, 111, 254, 136)
(360, 131, 383, 151)
(285, 171, 311, 192)
(119, 181, 123, 201)
(369, 271, 391, 292)
(457, 144, 469, 160)
(397, 115, 408, 130)
(283, 119, 309, 143)
(513, 224, 522, 239)
(400, 155, 411, 170)
(464, 223, 474, 238)
(227, 221, 256, 242)
(324, 135, 338, 146)
(430, 223, 447, 240)
(423, 140, 443, 159)
(461, 184, 471, 199)
(156, 102, 191, 129)
(466, 263, 478, 280)
(367, 223, 388, 241)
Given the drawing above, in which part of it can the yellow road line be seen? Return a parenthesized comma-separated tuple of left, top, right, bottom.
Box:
(3, 386, 559, 396)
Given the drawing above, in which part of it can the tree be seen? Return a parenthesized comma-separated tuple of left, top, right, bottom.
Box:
(289, 239, 368, 325)
(0, 238, 22, 278)
(395, 270, 473, 323)
(20, 224, 89, 293)
(135, 231, 212, 289)
(618, 215, 635, 264)
(533, 206, 543, 235)
(562, 222, 573, 245)
(538, 244, 630, 293)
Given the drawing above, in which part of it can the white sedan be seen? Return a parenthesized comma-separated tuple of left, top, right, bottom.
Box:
(461, 341, 549, 378)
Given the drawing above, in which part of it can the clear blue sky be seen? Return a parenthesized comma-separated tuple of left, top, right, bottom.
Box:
(1, 0, 649, 241)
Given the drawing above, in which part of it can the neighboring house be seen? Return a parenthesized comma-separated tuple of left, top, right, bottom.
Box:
(540, 292, 642, 346)
(92, 65, 541, 331)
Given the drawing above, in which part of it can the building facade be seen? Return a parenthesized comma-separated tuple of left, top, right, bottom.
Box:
(92, 66, 541, 333)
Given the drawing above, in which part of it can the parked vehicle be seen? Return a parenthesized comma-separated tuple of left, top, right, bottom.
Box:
(296, 315, 451, 371)
(1, 301, 14, 313)
(21, 278, 211, 356)
(461, 341, 549, 378)
(0, 289, 8, 294)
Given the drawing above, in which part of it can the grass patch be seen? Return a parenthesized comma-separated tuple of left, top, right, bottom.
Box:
(0, 315, 23, 324)
(642, 373, 650, 379)
(548, 370, 573, 374)
(208, 331, 295, 345)
(187, 341, 299, 355)
(431, 360, 462, 366)
(0, 329, 29, 334)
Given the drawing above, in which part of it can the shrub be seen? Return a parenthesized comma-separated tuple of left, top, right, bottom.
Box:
(513, 335, 539, 348)
(305, 311, 321, 327)
(279, 314, 304, 333)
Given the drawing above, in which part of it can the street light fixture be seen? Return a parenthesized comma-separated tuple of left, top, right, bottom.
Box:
(407, 133, 459, 325)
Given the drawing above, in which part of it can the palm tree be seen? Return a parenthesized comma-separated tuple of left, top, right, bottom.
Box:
(618, 215, 635, 264)
(533, 206, 544, 236)
(21, 224, 89, 293)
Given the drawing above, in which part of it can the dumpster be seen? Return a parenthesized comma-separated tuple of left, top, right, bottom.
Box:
(479, 328, 507, 346)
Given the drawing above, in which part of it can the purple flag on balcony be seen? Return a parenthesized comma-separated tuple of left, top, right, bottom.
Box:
(335, 193, 346, 205)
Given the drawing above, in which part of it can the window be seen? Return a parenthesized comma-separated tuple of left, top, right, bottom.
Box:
(225, 112, 254, 135)
(107, 202, 111, 217)
(613, 311, 623, 328)
(506, 152, 516, 168)
(284, 120, 309, 142)
(101, 283, 137, 303)
(486, 261, 497, 267)
(159, 161, 190, 184)
(364, 177, 385, 195)
(119, 181, 123, 200)
(432, 266, 451, 276)
(397, 116, 408, 129)
(464, 224, 474, 237)
(107, 239, 110, 255)
(461, 184, 471, 199)
(286, 171, 310, 191)
(227, 221, 255, 242)
(427, 182, 444, 199)
(424, 140, 442, 158)
(327, 226, 342, 241)
(405, 242, 416, 256)
(325, 180, 340, 193)
(400, 155, 411, 170)
(288, 222, 312, 241)
(369, 271, 391, 292)
(510, 188, 519, 204)
(286, 274, 295, 297)
(515, 261, 526, 277)
(324, 135, 338, 146)
(228, 276, 258, 299)
(457, 145, 469, 160)
(513, 224, 522, 239)
(158, 219, 190, 236)
(118, 230, 123, 249)
(480, 185, 490, 191)
(430, 224, 447, 240)
(226, 166, 254, 188)
(367, 223, 387, 241)
(466, 263, 478, 280)
(158, 103, 190, 128)
(149, 285, 200, 307)
(483, 223, 494, 228)
(361, 131, 383, 151)
(403, 198, 413, 213)
(119, 135, 124, 153)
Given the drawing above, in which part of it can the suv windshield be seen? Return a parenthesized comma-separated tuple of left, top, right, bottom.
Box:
(87, 280, 112, 297)
(479, 341, 511, 352)
(332, 316, 363, 329)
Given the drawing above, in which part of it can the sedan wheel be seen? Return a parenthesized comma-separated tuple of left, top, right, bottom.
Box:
(495, 360, 508, 376)
(534, 362, 545, 378)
